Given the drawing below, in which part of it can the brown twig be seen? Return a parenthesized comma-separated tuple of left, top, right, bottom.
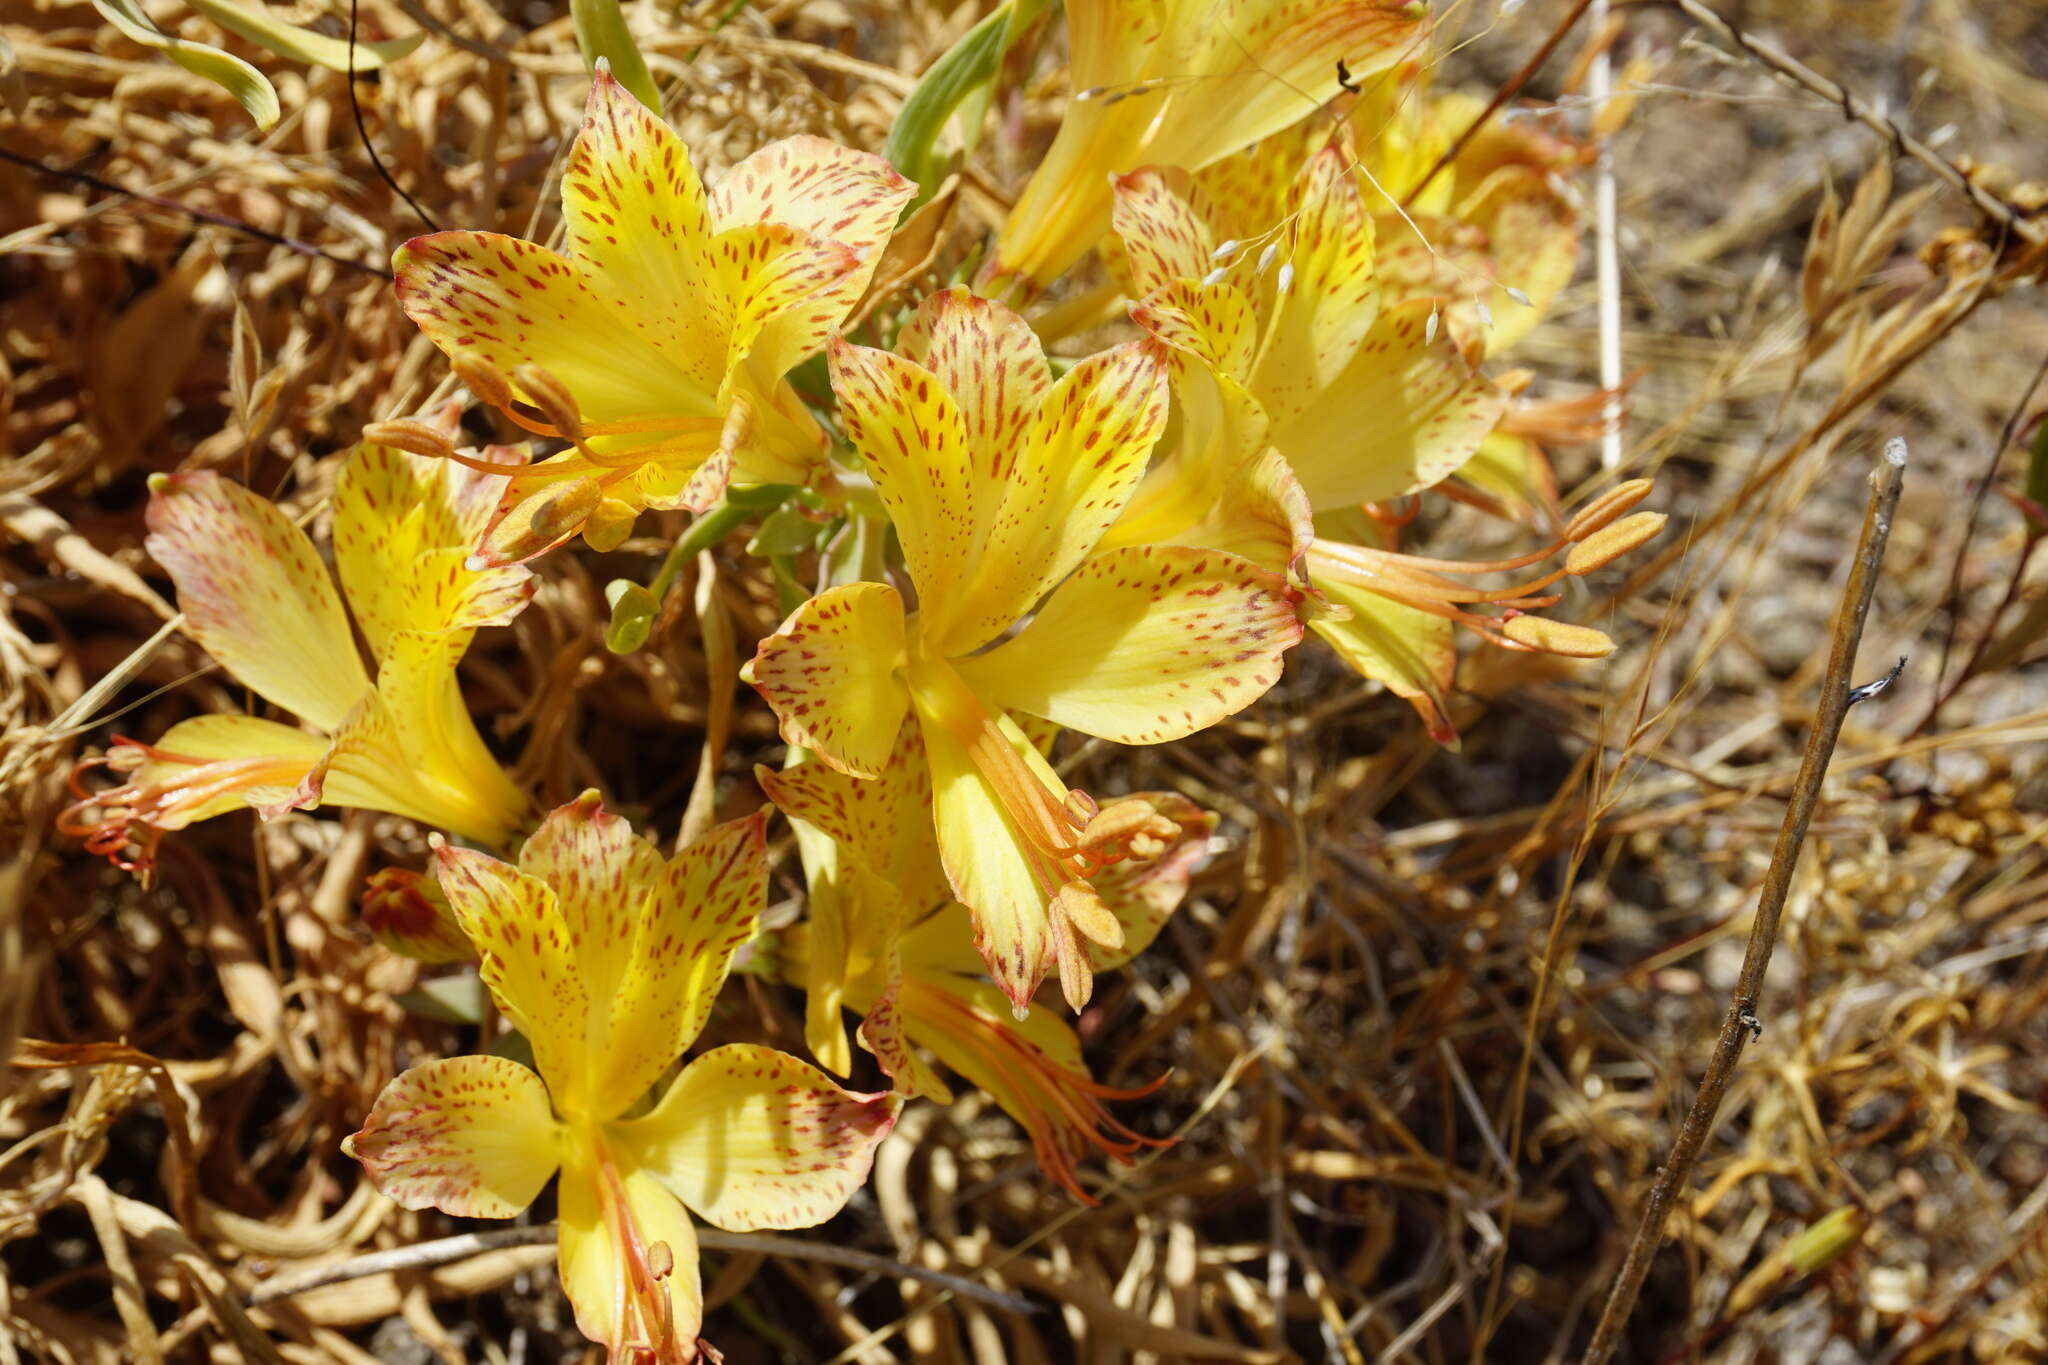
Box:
(245, 1223, 1039, 1317)
(1580, 437, 1909, 1365)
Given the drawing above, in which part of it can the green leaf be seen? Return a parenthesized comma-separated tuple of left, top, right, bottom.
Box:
(92, 0, 280, 128)
(881, 0, 1048, 209)
(394, 970, 488, 1024)
(570, 0, 660, 114)
(2027, 413, 2048, 513)
(746, 504, 826, 558)
(183, 0, 421, 72)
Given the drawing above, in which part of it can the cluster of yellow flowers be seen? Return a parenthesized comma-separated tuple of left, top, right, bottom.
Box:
(63, 3, 1665, 1359)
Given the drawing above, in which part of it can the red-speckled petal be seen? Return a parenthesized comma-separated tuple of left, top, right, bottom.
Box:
(953, 545, 1302, 745)
(1129, 278, 1258, 382)
(1272, 297, 1508, 511)
(746, 582, 908, 779)
(1247, 140, 1382, 428)
(559, 70, 722, 375)
(343, 1055, 561, 1218)
(394, 232, 723, 427)
(711, 136, 914, 370)
(824, 337, 981, 639)
(595, 811, 771, 1115)
(754, 726, 948, 920)
(332, 442, 534, 667)
(930, 339, 1171, 658)
(1109, 167, 1214, 297)
(621, 1044, 899, 1232)
(145, 472, 369, 734)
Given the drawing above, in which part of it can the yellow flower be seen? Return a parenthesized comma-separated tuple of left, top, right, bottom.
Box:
(393, 69, 913, 565)
(345, 796, 898, 1364)
(62, 435, 534, 883)
(744, 287, 1301, 1013)
(1103, 148, 1660, 742)
(758, 728, 1212, 1201)
(983, 0, 1428, 297)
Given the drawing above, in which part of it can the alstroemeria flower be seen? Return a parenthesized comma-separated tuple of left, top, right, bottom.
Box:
(62, 437, 534, 882)
(745, 287, 1302, 1013)
(758, 728, 1211, 1201)
(983, 0, 1427, 297)
(346, 797, 897, 1363)
(1104, 155, 1659, 741)
(394, 70, 913, 565)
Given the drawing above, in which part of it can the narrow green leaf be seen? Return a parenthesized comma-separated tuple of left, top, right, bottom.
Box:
(881, 0, 1048, 208)
(570, 0, 660, 113)
(184, 0, 422, 72)
(92, 0, 281, 128)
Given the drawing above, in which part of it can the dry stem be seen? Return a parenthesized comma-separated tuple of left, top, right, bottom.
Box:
(1580, 438, 1910, 1365)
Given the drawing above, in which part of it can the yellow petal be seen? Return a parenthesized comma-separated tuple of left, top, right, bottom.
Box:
(934, 339, 1171, 657)
(145, 472, 369, 733)
(984, 0, 1428, 292)
(1086, 792, 1214, 971)
(622, 1044, 899, 1231)
(855, 955, 953, 1103)
(753, 725, 949, 919)
(788, 816, 854, 1075)
(1309, 573, 1459, 744)
(1272, 298, 1508, 512)
(361, 867, 475, 964)
(1458, 166, 1581, 355)
(443, 796, 768, 1119)
(1246, 139, 1381, 428)
(365, 630, 532, 851)
(953, 545, 1303, 745)
(747, 582, 909, 779)
(710, 135, 916, 375)
(558, 1139, 703, 1360)
(1129, 278, 1258, 384)
(127, 714, 331, 827)
(913, 709, 1053, 1012)
(1109, 166, 1215, 297)
(333, 442, 535, 666)
(343, 1055, 561, 1218)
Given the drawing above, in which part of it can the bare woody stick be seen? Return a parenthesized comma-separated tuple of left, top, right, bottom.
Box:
(1580, 438, 1909, 1365)
(246, 1223, 1038, 1318)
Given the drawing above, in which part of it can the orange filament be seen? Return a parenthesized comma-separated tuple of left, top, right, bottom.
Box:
(902, 980, 1173, 1203)
(58, 737, 313, 885)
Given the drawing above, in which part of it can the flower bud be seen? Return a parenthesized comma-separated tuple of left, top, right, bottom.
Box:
(361, 868, 475, 965)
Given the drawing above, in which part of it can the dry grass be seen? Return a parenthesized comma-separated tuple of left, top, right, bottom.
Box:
(5, 0, 2048, 1360)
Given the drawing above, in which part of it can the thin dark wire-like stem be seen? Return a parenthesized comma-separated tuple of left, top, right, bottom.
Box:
(1579, 438, 1909, 1365)
(349, 0, 442, 234)
(246, 1222, 1039, 1317)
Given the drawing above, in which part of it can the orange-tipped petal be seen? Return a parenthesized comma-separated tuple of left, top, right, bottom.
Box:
(1272, 298, 1508, 512)
(344, 1055, 561, 1218)
(1086, 792, 1215, 971)
(953, 545, 1303, 745)
(746, 582, 909, 779)
(914, 711, 1054, 1013)
(1309, 577, 1459, 745)
(624, 1044, 899, 1231)
(145, 472, 369, 733)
